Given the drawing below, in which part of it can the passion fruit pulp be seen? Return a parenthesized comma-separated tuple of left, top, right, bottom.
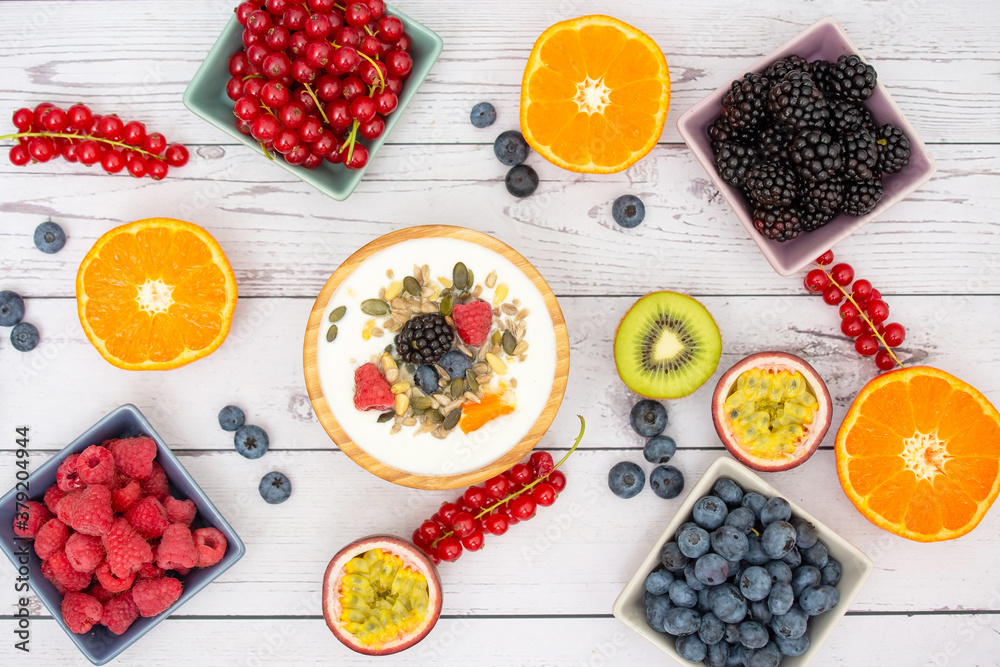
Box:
(711, 352, 832, 471)
(323, 535, 442, 655)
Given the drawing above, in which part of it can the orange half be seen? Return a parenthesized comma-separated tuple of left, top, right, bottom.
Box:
(835, 366, 1000, 542)
(76, 218, 238, 371)
(519, 15, 670, 174)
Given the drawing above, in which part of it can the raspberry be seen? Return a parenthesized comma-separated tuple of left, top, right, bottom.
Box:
(41, 559, 68, 594)
(76, 445, 116, 485)
(101, 590, 140, 635)
(13, 500, 51, 538)
(137, 561, 166, 580)
(70, 485, 115, 537)
(111, 478, 144, 513)
(35, 519, 70, 560)
(156, 524, 198, 570)
(352, 362, 394, 412)
(61, 592, 104, 634)
(125, 496, 171, 539)
(164, 496, 197, 526)
(44, 484, 67, 514)
(56, 454, 85, 492)
(452, 299, 493, 346)
(65, 533, 105, 574)
(132, 577, 183, 617)
(56, 490, 81, 525)
(47, 550, 93, 592)
(105, 436, 157, 480)
(140, 461, 170, 499)
(102, 518, 153, 578)
(174, 566, 192, 576)
(95, 561, 136, 593)
(193, 527, 228, 568)
(86, 582, 115, 604)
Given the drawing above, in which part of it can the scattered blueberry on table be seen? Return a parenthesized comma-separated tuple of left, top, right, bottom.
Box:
(259, 471, 292, 504)
(505, 164, 538, 198)
(34, 221, 66, 254)
(10, 322, 39, 352)
(612, 195, 646, 228)
(608, 461, 645, 499)
(494, 130, 529, 166)
(0, 290, 25, 326)
(630, 399, 668, 437)
(218, 405, 245, 432)
(470, 102, 497, 128)
(234, 424, 269, 459)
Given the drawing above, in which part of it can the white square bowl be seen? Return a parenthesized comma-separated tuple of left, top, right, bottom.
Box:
(611, 456, 873, 665)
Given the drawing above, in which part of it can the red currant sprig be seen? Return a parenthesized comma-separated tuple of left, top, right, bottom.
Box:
(412, 416, 585, 564)
(805, 250, 906, 372)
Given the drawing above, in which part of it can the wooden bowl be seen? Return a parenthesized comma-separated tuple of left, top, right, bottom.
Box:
(303, 226, 570, 490)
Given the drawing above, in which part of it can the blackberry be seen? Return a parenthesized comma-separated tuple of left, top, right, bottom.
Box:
(721, 73, 772, 132)
(840, 128, 880, 181)
(789, 130, 842, 183)
(708, 116, 753, 153)
(827, 100, 875, 137)
(822, 54, 878, 102)
(842, 179, 884, 216)
(799, 207, 837, 232)
(763, 55, 809, 82)
(394, 313, 454, 364)
(714, 142, 757, 189)
(757, 125, 793, 161)
(767, 71, 829, 131)
(875, 123, 911, 174)
(800, 179, 844, 216)
(745, 161, 798, 207)
(752, 205, 802, 241)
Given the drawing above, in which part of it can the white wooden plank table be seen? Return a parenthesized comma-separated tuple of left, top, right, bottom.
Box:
(1, 1, 999, 664)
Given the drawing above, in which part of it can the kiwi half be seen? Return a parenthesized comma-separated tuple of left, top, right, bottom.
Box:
(614, 292, 722, 399)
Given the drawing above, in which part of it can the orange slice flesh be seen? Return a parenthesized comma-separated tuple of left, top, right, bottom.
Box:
(460, 392, 516, 434)
(520, 15, 670, 174)
(835, 366, 1000, 542)
(76, 218, 238, 371)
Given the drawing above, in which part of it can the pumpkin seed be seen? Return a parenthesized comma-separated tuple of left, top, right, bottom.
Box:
(361, 299, 390, 316)
(385, 344, 393, 353)
(467, 269, 474, 287)
(450, 377, 465, 399)
(425, 409, 444, 423)
(492, 330, 502, 346)
(403, 276, 421, 296)
(465, 370, 479, 392)
(411, 407, 426, 417)
(325, 324, 338, 342)
(328, 305, 346, 323)
(453, 262, 468, 290)
(443, 406, 462, 430)
(376, 411, 395, 423)
(440, 294, 453, 316)
(502, 331, 517, 355)
(458, 290, 471, 300)
(411, 396, 433, 410)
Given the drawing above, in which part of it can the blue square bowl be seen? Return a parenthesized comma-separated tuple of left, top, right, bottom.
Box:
(0, 404, 245, 665)
(182, 5, 444, 201)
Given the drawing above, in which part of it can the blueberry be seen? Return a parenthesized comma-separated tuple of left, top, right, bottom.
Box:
(660, 541, 689, 572)
(692, 495, 728, 530)
(218, 405, 245, 432)
(494, 130, 529, 166)
(738, 621, 769, 650)
(612, 194, 646, 228)
(0, 291, 25, 326)
(724, 622, 740, 644)
(258, 471, 291, 504)
(767, 581, 794, 616)
(643, 435, 676, 463)
(470, 102, 496, 128)
(650, 465, 684, 499)
(669, 580, 698, 608)
(705, 640, 730, 667)
(675, 634, 708, 662)
(791, 565, 822, 597)
(774, 631, 810, 657)
(712, 477, 744, 508)
(694, 553, 730, 586)
(761, 520, 797, 559)
(663, 607, 701, 636)
(608, 461, 645, 499)
(798, 584, 840, 616)
(234, 424, 269, 459)
(770, 605, 808, 639)
(674, 521, 698, 540)
(10, 322, 39, 352)
(728, 643, 751, 667)
(725, 507, 756, 534)
(760, 497, 791, 525)
(645, 593, 672, 632)
(33, 221, 66, 254)
(505, 164, 538, 198)
(438, 350, 473, 380)
(781, 546, 802, 568)
(738, 566, 772, 601)
(677, 525, 711, 559)
(630, 399, 668, 437)
(699, 612, 725, 645)
(801, 540, 829, 568)
(741, 491, 767, 517)
(821, 557, 842, 586)
(750, 599, 772, 626)
(746, 640, 782, 667)
(707, 583, 746, 623)
(697, 587, 713, 613)
(684, 561, 706, 591)
(414, 364, 440, 394)
(764, 560, 792, 585)
(645, 569, 674, 595)
(790, 517, 819, 548)
(711, 525, 749, 561)
(744, 533, 770, 565)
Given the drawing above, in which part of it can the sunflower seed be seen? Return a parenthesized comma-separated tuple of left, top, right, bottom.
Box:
(412, 396, 433, 410)
(325, 324, 338, 342)
(434, 393, 451, 407)
(440, 294, 453, 316)
(417, 420, 437, 434)
(432, 427, 448, 439)
(473, 285, 483, 298)
(491, 344, 502, 357)
(386, 269, 394, 279)
(450, 377, 465, 398)
(377, 411, 395, 423)
(434, 364, 451, 382)
(412, 265, 422, 282)
(464, 391, 481, 403)
(513, 341, 529, 355)
(473, 363, 489, 375)
(476, 373, 492, 385)
(402, 417, 418, 427)
(443, 407, 462, 430)
(421, 286, 434, 298)
(403, 276, 421, 296)
(328, 305, 346, 323)
(465, 370, 479, 392)
(371, 327, 383, 337)
(485, 270, 497, 288)
(517, 308, 530, 320)
(510, 377, 518, 388)
(502, 331, 517, 355)
(390, 422, 402, 435)
(486, 352, 508, 375)
(453, 262, 468, 290)
(361, 299, 390, 316)
(501, 303, 518, 316)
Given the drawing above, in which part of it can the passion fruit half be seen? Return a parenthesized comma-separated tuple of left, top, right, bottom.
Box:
(711, 352, 832, 472)
(322, 535, 442, 655)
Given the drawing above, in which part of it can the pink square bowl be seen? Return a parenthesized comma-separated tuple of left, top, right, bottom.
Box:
(676, 16, 937, 276)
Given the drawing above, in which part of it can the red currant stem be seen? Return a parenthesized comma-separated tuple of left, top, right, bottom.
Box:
(356, 50, 386, 92)
(242, 74, 265, 81)
(341, 120, 360, 161)
(0, 131, 161, 159)
(430, 415, 586, 548)
(364, 25, 375, 37)
(258, 141, 274, 161)
(334, 2, 346, 10)
(301, 82, 330, 125)
(816, 263, 904, 369)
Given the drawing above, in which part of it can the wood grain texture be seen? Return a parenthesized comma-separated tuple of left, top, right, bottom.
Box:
(302, 225, 570, 489)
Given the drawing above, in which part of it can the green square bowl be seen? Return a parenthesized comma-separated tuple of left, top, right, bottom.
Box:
(183, 6, 443, 201)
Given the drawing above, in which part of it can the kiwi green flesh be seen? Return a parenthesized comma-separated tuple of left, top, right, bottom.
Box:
(614, 292, 722, 399)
